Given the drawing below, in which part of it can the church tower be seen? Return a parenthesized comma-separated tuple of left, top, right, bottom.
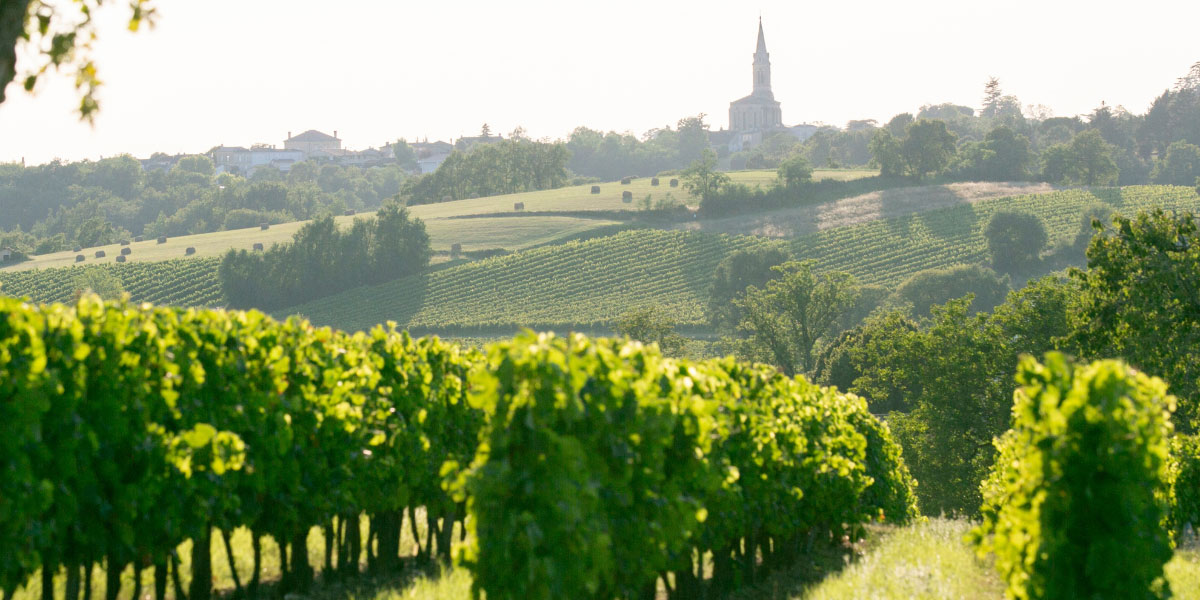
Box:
(729, 19, 783, 138)
(752, 19, 772, 96)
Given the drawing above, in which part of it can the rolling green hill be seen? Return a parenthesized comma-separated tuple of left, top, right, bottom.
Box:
(286, 186, 1200, 333)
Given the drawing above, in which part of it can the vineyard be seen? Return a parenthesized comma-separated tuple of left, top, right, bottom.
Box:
(0, 296, 916, 600)
(289, 185, 1200, 333)
(0, 257, 223, 306)
(286, 229, 771, 332)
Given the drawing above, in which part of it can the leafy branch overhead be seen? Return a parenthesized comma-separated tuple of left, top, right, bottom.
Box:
(0, 0, 155, 121)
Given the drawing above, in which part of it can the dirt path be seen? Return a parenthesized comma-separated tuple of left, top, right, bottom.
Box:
(673, 182, 1056, 239)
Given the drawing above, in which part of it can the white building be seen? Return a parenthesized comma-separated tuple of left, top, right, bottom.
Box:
(210, 145, 306, 175)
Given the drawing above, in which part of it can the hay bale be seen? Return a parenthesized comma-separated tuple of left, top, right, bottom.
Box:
(651, 177, 660, 186)
(622, 191, 633, 202)
(669, 178, 679, 188)
(451, 243, 462, 257)
(253, 243, 264, 251)
(120, 240, 130, 246)
(134, 236, 144, 243)
(95, 250, 106, 258)
(344, 209, 355, 216)
(442, 195, 452, 203)
(260, 223, 270, 230)
(185, 247, 196, 256)
(116, 255, 127, 263)
(75, 255, 85, 263)
(621, 177, 631, 185)
(73, 246, 82, 252)
(591, 185, 601, 194)
(514, 202, 525, 211)
(120, 247, 132, 256)
(157, 236, 167, 244)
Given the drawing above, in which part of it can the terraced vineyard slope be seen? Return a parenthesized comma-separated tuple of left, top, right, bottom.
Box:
(287, 186, 1200, 333)
(0, 257, 223, 306)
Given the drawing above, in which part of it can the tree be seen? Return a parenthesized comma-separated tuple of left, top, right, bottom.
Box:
(984, 211, 1048, 273)
(392, 139, 418, 171)
(981, 77, 1003, 118)
(613, 307, 687, 356)
(706, 245, 792, 329)
(891, 264, 1010, 316)
(1068, 209, 1200, 431)
(480, 123, 491, 138)
(675, 114, 710, 166)
(1152, 140, 1200, 185)
(776, 154, 813, 189)
(1, 1, 155, 120)
(680, 149, 729, 204)
(868, 129, 905, 177)
(901, 119, 957, 180)
(1069, 129, 1119, 185)
(735, 260, 859, 377)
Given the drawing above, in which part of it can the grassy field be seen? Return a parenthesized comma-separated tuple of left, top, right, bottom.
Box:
(284, 185, 1200, 334)
(0, 169, 874, 274)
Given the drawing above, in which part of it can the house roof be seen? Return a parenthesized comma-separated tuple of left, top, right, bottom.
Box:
(290, 130, 339, 142)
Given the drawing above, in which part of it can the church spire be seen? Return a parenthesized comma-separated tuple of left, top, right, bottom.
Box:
(755, 18, 768, 57)
(752, 19, 772, 96)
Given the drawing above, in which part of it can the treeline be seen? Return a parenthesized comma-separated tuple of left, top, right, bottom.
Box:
(403, 139, 570, 204)
(219, 203, 430, 310)
(0, 297, 917, 600)
(0, 155, 410, 259)
(564, 115, 712, 180)
(702, 206, 1200, 516)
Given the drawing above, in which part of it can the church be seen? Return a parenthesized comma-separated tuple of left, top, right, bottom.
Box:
(726, 20, 811, 152)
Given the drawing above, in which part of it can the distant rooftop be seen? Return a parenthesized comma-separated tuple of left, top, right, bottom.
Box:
(289, 130, 339, 142)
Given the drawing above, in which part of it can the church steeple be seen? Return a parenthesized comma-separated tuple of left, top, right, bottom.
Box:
(752, 19, 772, 97)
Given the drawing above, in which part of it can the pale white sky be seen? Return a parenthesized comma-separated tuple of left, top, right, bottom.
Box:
(1, 0, 1198, 165)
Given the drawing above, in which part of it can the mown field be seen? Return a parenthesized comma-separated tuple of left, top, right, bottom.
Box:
(285, 185, 1200, 333)
(1, 169, 873, 273)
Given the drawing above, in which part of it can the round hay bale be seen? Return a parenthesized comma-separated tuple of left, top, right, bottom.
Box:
(514, 202, 525, 211)
(73, 246, 82, 253)
(344, 209, 356, 216)
(651, 177, 660, 186)
(669, 178, 679, 187)
(185, 247, 196, 256)
(253, 243, 264, 251)
(442, 195, 452, 203)
(95, 250, 106, 258)
(260, 223, 270, 231)
(622, 191, 633, 202)
(451, 243, 462, 256)
(134, 236, 144, 243)
(157, 236, 168, 244)
(621, 177, 631, 185)
(75, 255, 85, 263)
(120, 247, 131, 256)
(115, 255, 127, 263)
(120, 240, 130, 246)
(591, 185, 601, 194)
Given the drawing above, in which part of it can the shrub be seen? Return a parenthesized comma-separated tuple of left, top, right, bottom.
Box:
(890, 264, 1009, 316)
(984, 210, 1047, 273)
(1072, 201, 1114, 250)
(1172, 434, 1200, 538)
(971, 353, 1176, 599)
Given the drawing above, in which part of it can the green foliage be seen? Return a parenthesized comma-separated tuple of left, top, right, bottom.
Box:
(706, 243, 792, 329)
(954, 126, 1034, 181)
(984, 211, 1048, 273)
(681, 148, 731, 204)
(971, 353, 1176, 599)
(1173, 434, 1200, 537)
(0, 294, 479, 594)
(1068, 209, 1200, 431)
(404, 140, 570, 204)
(777, 154, 814, 188)
(891, 264, 1010, 316)
(1153, 140, 1200, 185)
(70, 267, 123, 300)
(869, 130, 905, 177)
(1040, 129, 1119, 186)
(220, 203, 430, 310)
(902, 119, 957, 181)
(735, 260, 860, 377)
(456, 331, 916, 599)
(613, 306, 686, 356)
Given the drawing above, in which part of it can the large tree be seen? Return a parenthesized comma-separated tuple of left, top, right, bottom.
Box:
(735, 260, 860, 376)
(901, 119, 957, 181)
(680, 148, 729, 204)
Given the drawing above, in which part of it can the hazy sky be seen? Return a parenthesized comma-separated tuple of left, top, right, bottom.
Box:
(2, 0, 1198, 165)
